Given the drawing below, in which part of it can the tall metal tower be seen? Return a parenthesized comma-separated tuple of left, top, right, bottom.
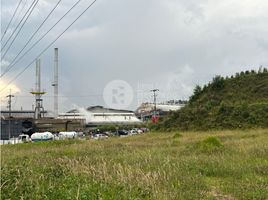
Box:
(150, 89, 159, 123)
(52, 48, 59, 118)
(31, 59, 46, 119)
(6, 89, 14, 140)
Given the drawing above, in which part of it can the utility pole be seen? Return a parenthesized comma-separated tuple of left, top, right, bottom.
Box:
(52, 48, 59, 118)
(6, 89, 14, 141)
(150, 89, 159, 122)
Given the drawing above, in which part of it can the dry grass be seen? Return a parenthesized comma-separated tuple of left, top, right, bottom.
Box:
(1, 129, 268, 199)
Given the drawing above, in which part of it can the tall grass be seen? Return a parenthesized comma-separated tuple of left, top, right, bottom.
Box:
(1, 129, 268, 199)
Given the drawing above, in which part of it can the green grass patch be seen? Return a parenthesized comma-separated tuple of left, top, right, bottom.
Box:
(173, 132, 183, 139)
(199, 136, 223, 152)
(1, 129, 268, 199)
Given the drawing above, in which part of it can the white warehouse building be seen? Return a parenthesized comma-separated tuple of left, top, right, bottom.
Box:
(58, 106, 141, 127)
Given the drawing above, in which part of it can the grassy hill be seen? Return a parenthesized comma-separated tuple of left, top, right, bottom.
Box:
(1, 130, 268, 199)
(154, 69, 268, 131)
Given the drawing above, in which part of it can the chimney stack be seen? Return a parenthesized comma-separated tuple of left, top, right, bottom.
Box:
(53, 48, 59, 118)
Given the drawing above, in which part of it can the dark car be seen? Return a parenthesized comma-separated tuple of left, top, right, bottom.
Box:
(118, 130, 128, 136)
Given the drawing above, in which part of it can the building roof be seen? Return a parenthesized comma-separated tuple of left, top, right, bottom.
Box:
(0, 110, 48, 119)
(136, 103, 183, 113)
(67, 106, 134, 114)
(60, 106, 141, 125)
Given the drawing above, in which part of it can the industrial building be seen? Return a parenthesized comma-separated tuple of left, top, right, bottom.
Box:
(0, 48, 85, 140)
(0, 110, 47, 140)
(0, 110, 85, 140)
(58, 106, 142, 127)
(0, 48, 143, 141)
(135, 102, 185, 121)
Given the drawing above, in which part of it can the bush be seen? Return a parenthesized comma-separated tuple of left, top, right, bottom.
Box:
(97, 125, 117, 132)
(199, 136, 223, 152)
(173, 132, 183, 138)
(154, 70, 268, 131)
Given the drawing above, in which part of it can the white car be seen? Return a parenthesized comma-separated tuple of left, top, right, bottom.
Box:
(59, 131, 77, 139)
(18, 134, 30, 143)
(129, 129, 138, 135)
(137, 129, 143, 134)
(91, 134, 108, 140)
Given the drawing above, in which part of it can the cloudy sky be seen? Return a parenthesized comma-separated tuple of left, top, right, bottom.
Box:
(1, 0, 268, 112)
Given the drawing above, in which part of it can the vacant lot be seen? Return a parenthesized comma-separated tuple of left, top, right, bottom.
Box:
(1, 130, 268, 200)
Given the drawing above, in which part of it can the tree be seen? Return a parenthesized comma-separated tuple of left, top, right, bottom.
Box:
(189, 85, 202, 103)
(211, 75, 225, 90)
(194, 85, 202, 96)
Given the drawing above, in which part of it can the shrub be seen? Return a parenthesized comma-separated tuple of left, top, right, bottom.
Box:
(199, 136, 223, 153)
(154, 70, 268, 131)
(98, 125, 117, 132)
(218, 102, 227, 114)
(173, 132, 183, 138)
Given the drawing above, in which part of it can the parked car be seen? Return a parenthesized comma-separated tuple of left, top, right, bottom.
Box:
(118, 130, 128, 136)
(59, 131, 77, 139)
(140, 128, 149, 133)
(91, 133, 108, 140)
(18, 134, 30, 143)
(129, 129, 138, 135)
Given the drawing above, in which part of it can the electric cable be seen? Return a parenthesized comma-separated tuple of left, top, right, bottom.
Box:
(0, 0, 98, 94)
(1, 0, 23, 42)
(1, 0, 40, 60)
(1, 0, 62, 77)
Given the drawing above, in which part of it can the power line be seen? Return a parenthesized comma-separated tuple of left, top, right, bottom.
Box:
(1, 0, 37, 51)
(1, 0, 62, 77)
(0, 0, 98, 94)
(5, 0, 29, 41)
(11, 0, 29, 29)
(14, 94, 105, 98)
(1, 0, 23, 42)
(1, 0, 85, 78)
(3, 90, 149, 98)
(1, 0, 40, 60)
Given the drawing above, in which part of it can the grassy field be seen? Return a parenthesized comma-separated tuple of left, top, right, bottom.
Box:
(1, 129, 268, 200)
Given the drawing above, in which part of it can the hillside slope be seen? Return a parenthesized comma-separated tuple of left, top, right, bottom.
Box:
(156, 69, 268, 130)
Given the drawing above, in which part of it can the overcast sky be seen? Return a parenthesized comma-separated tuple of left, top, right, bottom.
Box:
(1, 0, 268, 112)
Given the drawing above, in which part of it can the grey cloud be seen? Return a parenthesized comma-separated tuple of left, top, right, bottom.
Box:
(1, 0, 268, 111)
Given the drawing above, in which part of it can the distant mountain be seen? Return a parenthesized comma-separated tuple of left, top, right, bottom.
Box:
(154, 68, 268, 131)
